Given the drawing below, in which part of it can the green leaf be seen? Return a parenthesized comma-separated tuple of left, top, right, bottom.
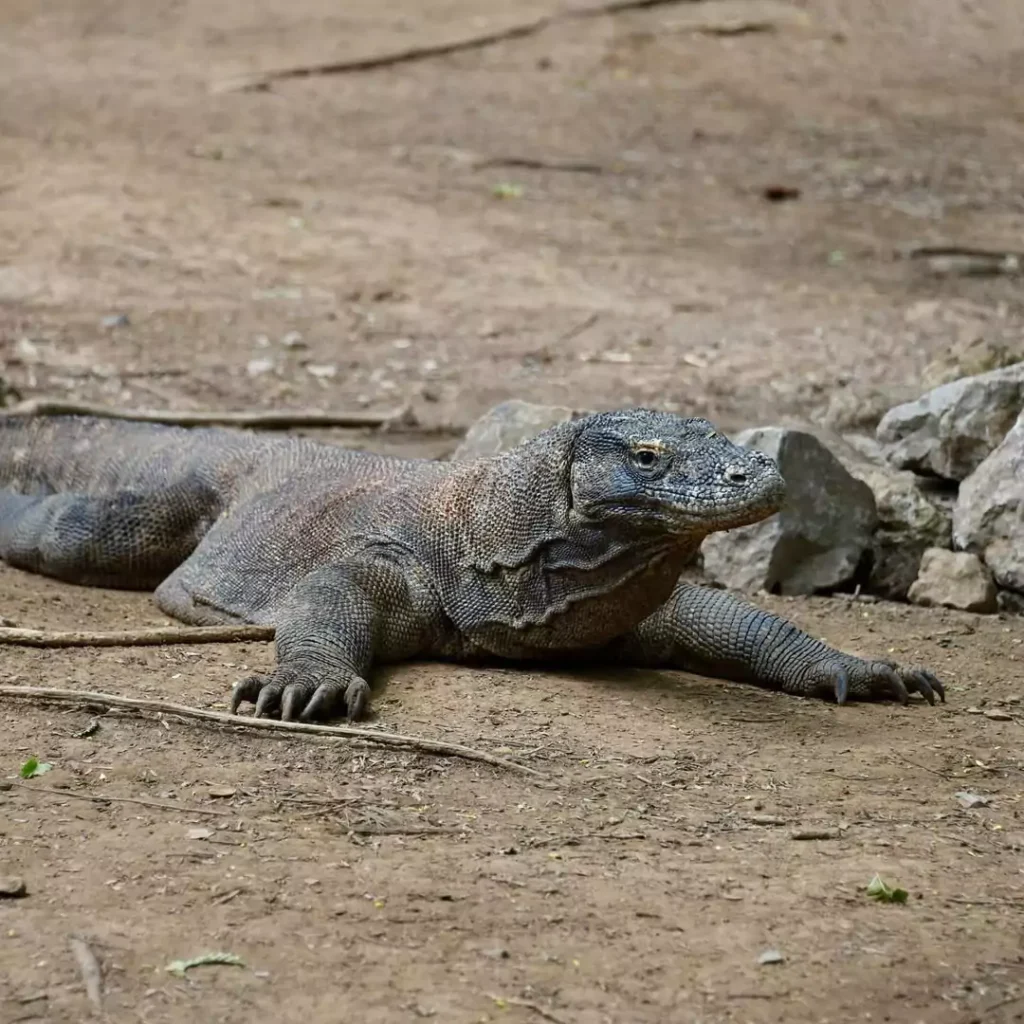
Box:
(20, 758, 52, 779)
(866, 874, 908, 904)
(166, 952, 245, 977)
(492, 182, 524, 200)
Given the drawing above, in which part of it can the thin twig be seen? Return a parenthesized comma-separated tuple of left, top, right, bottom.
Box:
(488, 994, 570, 1024)
(0, 624, 274, 648)
(0, 686, 544, 778)
(12, 781, 231, 816)
(69, 936, 103, 1009)
(8, 398, 413, 430)
(346, 825, 465, 837)
(891, 751, 952, 779)
(213, 0, 706, 92)
(556, 311, 601, 345)
(474, 157, 605, 175)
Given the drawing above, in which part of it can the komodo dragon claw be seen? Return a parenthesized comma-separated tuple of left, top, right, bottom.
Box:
(232, 667, 371, 722)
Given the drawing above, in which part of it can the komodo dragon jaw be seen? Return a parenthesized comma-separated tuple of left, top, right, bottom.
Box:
(568, 410, 785, 540)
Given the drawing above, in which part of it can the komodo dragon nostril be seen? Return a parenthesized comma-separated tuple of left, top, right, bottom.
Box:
(725, 465, 748, 483)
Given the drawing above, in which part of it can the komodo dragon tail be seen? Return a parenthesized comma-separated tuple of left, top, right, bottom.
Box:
(0, 414, 259, 496)
(0, 414, 268, 588)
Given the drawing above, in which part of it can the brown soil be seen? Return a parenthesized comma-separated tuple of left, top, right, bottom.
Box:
(1, 1, 1022, 1021)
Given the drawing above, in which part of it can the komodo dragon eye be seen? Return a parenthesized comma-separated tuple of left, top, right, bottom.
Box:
(632, 448, 662, 470)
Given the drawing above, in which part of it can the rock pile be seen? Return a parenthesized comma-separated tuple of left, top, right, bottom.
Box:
(455, 367, 1024, 614)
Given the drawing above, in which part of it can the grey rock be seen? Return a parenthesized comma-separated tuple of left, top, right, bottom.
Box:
(997, 589, 1024, 615)
(452, 400, 578, 461)
(877, 361, 1024, 480)
(953, 410, 1024, 595)
(805, 430, 952, 600)
(907, 548, 998, 614)
(701, 427, 877, 596)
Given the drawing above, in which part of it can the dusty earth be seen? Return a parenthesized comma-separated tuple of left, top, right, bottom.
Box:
(1, 0, 1023, 1021)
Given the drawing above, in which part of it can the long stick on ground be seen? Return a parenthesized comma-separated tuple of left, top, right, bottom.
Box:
(0, 624, 275, 648)
(0, 686, 545, 778)
(8, 398, 413, 430)
(214, 0, 705, 92)
(13, 781, 231, 817)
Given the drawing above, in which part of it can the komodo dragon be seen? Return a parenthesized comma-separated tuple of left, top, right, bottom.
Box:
(0, 409, 944, 721)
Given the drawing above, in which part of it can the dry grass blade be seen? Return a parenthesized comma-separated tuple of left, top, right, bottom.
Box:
(69, 936, 103, 1009)
(0, 686, 546, 778)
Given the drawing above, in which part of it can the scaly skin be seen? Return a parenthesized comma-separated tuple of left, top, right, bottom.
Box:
(0, 410, 944, 721)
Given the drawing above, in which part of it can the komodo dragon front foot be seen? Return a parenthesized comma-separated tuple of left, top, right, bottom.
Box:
(231, 661, 372, 722)
(780, 653, 944, 705)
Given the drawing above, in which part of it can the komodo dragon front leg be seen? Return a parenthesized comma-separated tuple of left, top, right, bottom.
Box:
(230, 556, 443, 722)
(621, 581, 945, 705)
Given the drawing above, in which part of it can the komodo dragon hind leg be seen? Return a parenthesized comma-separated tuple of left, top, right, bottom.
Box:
(0, 482, 220, 590)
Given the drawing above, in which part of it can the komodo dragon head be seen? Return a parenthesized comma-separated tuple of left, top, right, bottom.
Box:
(568, 408, 785, 542)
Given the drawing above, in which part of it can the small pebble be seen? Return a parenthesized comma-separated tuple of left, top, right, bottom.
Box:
(101, 313, 130, 329)
(0, 877, 28, 898)
(758, 949, 785, 965)
(246, 358, 275, 377)
(955, 792, 991, 809)
(983, 709, 1013, 721)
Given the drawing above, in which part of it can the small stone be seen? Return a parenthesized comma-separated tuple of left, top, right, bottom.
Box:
(452, 401, 579, 461)
(758, 949, 785, 965)
(306, 364, 337, 379)
(15, 337, 41, 363)
(907, 549, 998, 614)
(953, 410, 1024, 596)
(997, 589, 1024, 615)
(246, 358, 275, 377)
(280, 331, 306, 349)
(701, 427, 876, 595)
(207, 787, 237, 798)
(808, 429, 952, 599)
(983, 709, 1013, 721)
(955, 792, 991, 808)
(101, 313, 130, 329)
(877, 361, 1024, 481)
(187, 827, 214, 841)
(0, 877, 27, 898)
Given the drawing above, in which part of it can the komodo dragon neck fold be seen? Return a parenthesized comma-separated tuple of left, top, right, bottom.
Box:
(411, 421, 698, 648)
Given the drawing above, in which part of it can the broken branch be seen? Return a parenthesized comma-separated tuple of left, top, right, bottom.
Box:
(213, 0, 706, 92)
(8, 398, 414, 430)
(0, 624, 274, 648)
(0, 686, 545, 778)
(12, 781, 231, 816)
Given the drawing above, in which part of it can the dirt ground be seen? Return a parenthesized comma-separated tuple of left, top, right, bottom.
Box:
(1, 0, 1023, 1021)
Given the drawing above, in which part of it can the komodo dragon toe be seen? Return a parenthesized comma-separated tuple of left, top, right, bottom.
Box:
(783, 654, 945, 705)
(232, 663, 372, 722)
